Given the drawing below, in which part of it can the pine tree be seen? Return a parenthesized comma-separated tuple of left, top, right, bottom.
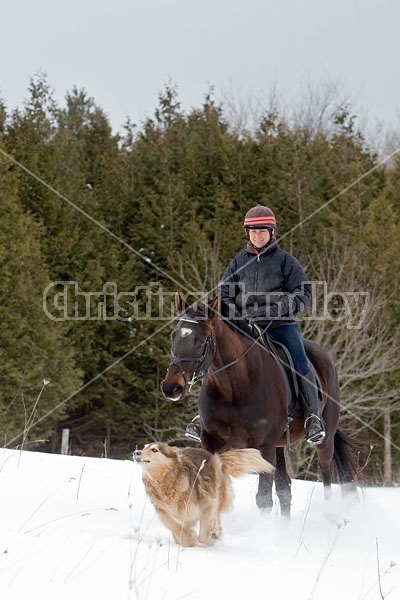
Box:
(0, 161, 82, 448)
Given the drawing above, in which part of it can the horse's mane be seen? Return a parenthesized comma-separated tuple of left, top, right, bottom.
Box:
(184, 303, 251, 342)
(218, 299, 253, 340)
(184, 305, 214, 336)
(221, 317, 250, 339)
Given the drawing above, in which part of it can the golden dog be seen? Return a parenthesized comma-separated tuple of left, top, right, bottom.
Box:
(134, 442, 274, 547)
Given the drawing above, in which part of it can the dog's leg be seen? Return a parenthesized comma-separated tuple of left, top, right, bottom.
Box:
(175, 522, 197, 548)
(198, 503, 222, 546)
(155, 507, 197, 547)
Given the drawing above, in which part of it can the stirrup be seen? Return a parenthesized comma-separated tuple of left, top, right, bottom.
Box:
(304, 415, 326, 446)
(185, 422, 201, 442)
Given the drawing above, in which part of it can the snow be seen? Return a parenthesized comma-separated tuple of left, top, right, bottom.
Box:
(0, 448, 398, 600)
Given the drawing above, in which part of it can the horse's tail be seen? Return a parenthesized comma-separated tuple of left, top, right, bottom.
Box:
(333, 429, 360, 484)
(219, 448, 274, 478)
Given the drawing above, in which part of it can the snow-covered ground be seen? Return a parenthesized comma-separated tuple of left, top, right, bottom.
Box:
(0, 448, 398, 600)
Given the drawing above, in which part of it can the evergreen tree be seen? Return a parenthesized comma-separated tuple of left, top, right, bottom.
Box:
(1, 75, 398, 477)
(0, 161, 82, 447)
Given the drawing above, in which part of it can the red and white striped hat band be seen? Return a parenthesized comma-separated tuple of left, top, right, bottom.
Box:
(243, 215, 276, 228)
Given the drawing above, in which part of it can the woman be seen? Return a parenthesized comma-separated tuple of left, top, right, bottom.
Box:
(186, 204, 325, 445)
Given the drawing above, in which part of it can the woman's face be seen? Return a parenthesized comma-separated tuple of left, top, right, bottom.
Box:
(248, 228, 272, 248)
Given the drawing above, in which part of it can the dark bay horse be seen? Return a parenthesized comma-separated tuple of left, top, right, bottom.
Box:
(161, 293, 359, 515)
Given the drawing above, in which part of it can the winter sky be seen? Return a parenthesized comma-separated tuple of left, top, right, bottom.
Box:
(1, 0, 399, 134)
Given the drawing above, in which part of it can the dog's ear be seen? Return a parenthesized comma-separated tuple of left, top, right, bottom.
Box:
(160, 443, 177, 459)
(175, 291, 188, 315)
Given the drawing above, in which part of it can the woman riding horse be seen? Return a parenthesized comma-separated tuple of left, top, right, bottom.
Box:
(186, 204, 325, 445)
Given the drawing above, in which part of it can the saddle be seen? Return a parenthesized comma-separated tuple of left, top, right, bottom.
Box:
(251, 324, 323, 420)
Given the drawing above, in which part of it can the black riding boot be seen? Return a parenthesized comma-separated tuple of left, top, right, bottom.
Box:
(185, 415, 201, 442)
(298, 369, 326, 445)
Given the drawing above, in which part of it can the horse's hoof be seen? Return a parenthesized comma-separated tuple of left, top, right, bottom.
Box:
(256, 497, 273, 512)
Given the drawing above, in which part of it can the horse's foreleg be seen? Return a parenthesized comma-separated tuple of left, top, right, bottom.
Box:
(256, 472, 274, 511)
(256, 445, 276, 511)
(275, 447, 292, 516)
(200, 429, 228, 454)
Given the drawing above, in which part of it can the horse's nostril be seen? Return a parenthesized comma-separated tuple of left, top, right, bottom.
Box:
(161, 380, 184, 401)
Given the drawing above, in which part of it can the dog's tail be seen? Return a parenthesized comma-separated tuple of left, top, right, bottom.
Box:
(220, 449, 274, 478)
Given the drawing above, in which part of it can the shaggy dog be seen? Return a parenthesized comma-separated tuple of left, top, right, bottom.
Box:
(134, 442, 274, 547)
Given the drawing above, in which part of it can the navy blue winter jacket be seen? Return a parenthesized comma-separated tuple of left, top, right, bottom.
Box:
(218, 241, 311, 330)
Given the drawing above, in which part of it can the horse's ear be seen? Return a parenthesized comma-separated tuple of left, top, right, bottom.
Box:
(208, 295, 220, 317)
(175, 291, 187, 314)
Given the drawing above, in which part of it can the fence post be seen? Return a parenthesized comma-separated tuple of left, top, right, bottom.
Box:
(61, 428, 70, 455)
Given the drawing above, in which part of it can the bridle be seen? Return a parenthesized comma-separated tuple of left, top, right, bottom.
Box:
(170, 317, 215, 392)
(168, 315, 270, 392)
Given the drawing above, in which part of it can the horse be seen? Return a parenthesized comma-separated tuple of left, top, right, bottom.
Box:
(161, 292, 359, 515)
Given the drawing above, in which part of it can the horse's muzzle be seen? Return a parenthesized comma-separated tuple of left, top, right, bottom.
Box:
(160, 377, 186, 402)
